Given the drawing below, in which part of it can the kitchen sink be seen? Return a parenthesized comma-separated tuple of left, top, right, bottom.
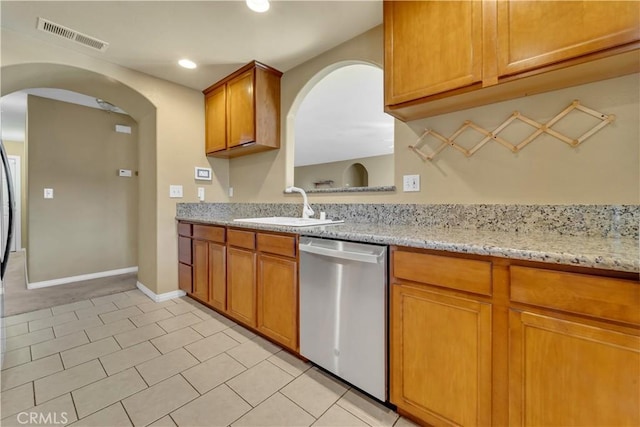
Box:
(233, 217, 344, 227)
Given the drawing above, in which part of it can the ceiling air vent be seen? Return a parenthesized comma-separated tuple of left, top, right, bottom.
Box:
(37, 17, 109, 52)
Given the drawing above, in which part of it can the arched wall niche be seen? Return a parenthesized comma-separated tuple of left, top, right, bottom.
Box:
(343, 163, 368, 188)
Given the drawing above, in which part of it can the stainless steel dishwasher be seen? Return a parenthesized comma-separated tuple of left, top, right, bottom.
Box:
(299, 236, 388, 401)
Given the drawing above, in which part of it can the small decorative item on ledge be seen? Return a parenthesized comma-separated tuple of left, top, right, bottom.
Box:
(409, 100, 615, 161)
(314, 180, 334, 188)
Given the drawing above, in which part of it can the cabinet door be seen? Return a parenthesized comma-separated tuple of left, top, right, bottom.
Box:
(257, 254, 297, 350)
(208, 242, 227, 311)
(497, 1, 640, 77)
(227, 247, 256, 326)
(384, 0, 483, 106)
(390, 283, 492, 427)
(205, 85, 227, 153)
(178, 262, 192, 294)
(227, 70, 255, 148)
(192, 239, 209, 301)
(509, 310, 640, 426)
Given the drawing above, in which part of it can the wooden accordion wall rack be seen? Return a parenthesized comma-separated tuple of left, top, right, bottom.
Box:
(409, 100, 615, 161)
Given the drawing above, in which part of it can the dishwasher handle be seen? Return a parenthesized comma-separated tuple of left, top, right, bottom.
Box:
(299, 241, 383, 264)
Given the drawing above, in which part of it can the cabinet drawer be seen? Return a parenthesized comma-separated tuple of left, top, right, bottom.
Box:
(257, 233, 296, 258)
(178, 236, 192, 265)
(178, 222, 192, 237)
(193, 224, 225, 243)
(178, 262, 192, 294)
(228, 229, 256, 250)
(510, 266, 640, 325)
(393, 250, 492, 296)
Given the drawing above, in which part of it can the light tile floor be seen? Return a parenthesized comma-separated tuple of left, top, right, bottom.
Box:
(1, 290, 419, 427)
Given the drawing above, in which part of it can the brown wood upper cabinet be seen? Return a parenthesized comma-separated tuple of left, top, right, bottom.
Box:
(203, 61, 282, 158)
(384, 0, 483, 107)
(496, 1, 640, 77)
(384, 0, 640, 121)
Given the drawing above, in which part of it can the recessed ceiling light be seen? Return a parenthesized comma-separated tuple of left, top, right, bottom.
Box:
(246, 0, 270, 13)
(178, 59, 197, 69)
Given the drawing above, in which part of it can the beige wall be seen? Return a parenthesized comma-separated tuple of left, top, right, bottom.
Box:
(295, 154, 393, 190)
(3, 140, 27, 249)
(27, 96, 138, 282)
(392, 74, 639, 204)
(231, 25, 640, 205)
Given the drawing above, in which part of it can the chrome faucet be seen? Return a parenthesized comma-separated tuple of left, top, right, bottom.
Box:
(285, 186, 314, 219)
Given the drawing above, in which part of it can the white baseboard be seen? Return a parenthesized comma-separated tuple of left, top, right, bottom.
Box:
(136, 281, 186, 303)
(27, 267, 139, 289)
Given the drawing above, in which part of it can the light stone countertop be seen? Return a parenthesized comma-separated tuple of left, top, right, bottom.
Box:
(176, 215, 639, 274)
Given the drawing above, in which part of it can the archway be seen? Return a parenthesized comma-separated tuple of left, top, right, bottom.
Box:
(285, 60, 393, 188)
(1, 63, 158, 290)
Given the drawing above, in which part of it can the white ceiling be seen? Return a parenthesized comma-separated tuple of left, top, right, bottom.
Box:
(0, 1, 386, 149)
(1, 0, 382, 91)
(295, 64, 393, 166)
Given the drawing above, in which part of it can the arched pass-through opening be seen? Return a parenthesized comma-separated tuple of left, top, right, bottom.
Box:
(285, 60, 394, 190)
(1, 62, 158, 289)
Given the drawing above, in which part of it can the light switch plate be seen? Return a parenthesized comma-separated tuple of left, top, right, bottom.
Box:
(44, 188, 54, 199)
(169, 185, 183, 198)
(403, 175, 420, 192)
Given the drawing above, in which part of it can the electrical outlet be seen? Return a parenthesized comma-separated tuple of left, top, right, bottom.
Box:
(228, 187, 234, 197)
(197, 187, 205, 201)
(44, 188, 54, 199)
(403, 175, 420, 192)
(169, 185, 183, 198)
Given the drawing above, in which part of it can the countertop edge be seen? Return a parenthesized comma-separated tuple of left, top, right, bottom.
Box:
(176, 216, 640, 274)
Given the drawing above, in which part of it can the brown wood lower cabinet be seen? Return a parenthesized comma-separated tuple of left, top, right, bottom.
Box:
(390, 246, 640, 427)
(208, 242, 226, 311)
(178, 262, 192, 294)
(177, 225, 193, 294)
(192, 239, 209, 302)
(257, 253, 298, 351)
(391, 282, 492, 427)
(509, 310, 640, 426)
(177, 222, 299, 350)
(227, 247, 257, 327)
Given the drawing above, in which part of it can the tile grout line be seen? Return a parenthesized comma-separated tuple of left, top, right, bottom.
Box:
(132, 365, 151, 389)
(120, 401, 136, 427)
(278, 389, 321, 422)
(226, 380, 260, 411)
(305, 384, 354, 426)
(68, 389, 80, 423)
(334, 391, 387, 427)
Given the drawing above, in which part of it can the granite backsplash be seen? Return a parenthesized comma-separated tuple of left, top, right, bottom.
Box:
(176, 203, 639, 239)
